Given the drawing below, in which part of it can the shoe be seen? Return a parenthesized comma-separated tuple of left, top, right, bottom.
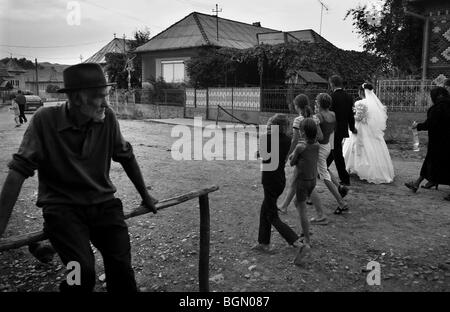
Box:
(310, 217, 329, 225)
(421, 182, 438, 190)
(251, 243, 276, 254)
(338, 185, 349, 198)
(28, 242, 56, 263)
(404, 181, 418, 193)
(293, 244, 311, 266)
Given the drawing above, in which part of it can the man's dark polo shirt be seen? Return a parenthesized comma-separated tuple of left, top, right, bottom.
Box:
(8, 103, 135, 207)
(15, 94, 26, 106)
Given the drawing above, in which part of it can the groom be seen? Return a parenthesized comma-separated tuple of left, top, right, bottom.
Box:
(326, 75, 357, 186)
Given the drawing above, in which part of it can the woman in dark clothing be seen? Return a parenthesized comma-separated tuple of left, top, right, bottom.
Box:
(405, 87, 450, 201)
(253, 114, 300, 253)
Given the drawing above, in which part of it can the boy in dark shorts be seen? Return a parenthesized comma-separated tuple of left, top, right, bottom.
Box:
(289, 118, 320, 265)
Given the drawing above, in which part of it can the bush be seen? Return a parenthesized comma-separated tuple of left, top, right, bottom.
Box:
(46, 84, 60, 93)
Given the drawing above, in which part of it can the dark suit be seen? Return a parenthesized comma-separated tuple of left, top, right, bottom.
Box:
(326, 89, 356, 185)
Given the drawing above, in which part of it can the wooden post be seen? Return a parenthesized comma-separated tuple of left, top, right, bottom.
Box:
(198, 194, 210, 292)
(35, 58, 39, 96)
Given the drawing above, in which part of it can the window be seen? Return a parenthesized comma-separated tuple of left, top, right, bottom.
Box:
(161, 60, 185, 83)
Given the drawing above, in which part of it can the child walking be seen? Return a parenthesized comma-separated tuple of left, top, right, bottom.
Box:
(252, 114, 301, 254)
(289, 118, 320, 265)
(10, 97, 21, 128)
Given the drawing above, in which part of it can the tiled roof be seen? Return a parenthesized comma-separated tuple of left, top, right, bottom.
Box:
(297, 71, 328, 84)
(84, 38, 135, 64)
(288, 29, 335, 47)
(135, 12, 278, 52)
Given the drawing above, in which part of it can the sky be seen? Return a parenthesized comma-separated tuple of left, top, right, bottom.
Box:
(0, 0, 382, 65)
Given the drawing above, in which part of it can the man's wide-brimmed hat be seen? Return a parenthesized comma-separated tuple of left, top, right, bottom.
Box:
(57, 63, 115, 93)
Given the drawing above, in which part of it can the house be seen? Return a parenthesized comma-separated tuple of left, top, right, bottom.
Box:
(285, 70, 328, 87)
(0, 58, 27, 91)
(84, 36, 135, 83)
(134, 12, 279, 84)
(135, 12, 335, 85)
(257, 29, 336, 47)
(407, 0, 450, 82)
(24, 63, 68, 98)
(0, 62, 13, 90)
(84, 36, 135, 64)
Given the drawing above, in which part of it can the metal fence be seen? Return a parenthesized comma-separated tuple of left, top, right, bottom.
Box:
(261, 88, 360, 113)
(376, 79, 434, 112)
(109, 88, 185, 107)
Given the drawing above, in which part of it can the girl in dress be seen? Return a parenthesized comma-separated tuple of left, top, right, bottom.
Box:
(343, 83, 394, 184)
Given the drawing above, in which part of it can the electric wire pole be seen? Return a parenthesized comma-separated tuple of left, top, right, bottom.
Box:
(212, 4, 222, 41)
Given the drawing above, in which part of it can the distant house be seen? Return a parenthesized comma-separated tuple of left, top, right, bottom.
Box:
(0, 59, 27, 91)
(85, 36, 135, 65)
(285, 70, 328, 87)
(24, 63, 68, 98)
(84, 36, 135, 83)
(0, 62, 13, 90)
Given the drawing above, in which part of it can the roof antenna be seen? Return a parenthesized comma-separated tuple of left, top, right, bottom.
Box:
(317, 0, 329, 36)
(212, 4, 222, 41)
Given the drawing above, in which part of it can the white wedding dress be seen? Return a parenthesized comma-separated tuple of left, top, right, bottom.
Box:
(343, 89, 395, 184)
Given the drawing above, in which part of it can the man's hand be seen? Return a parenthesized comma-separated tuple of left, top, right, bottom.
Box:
(141, 194, 158, 214)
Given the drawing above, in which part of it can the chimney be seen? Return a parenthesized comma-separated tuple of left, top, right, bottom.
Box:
(252, 22, 261, 27)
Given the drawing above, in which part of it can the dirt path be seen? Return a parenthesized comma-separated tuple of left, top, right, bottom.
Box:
(0, 106, 448, 292)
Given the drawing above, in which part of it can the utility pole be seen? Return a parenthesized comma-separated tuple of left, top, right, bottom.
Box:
(35, 58, 39, 96)
(212, 4, 222, 41)
(317, 0, 329, 36)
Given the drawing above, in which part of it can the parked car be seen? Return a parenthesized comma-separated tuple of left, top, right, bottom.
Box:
(24, 95, 44, 112)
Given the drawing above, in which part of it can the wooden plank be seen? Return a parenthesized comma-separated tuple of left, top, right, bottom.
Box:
(0, 186, 219, 251)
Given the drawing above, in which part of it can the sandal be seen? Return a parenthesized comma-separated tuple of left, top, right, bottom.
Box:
(334, 204, 349, 215)
(310, 217, 328, 225)
(405, 181, 418, 193)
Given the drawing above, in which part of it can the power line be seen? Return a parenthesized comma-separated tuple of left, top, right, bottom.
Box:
(81, 0, 162, 30)
(0, 50, 80, 61)
(0, 40, 109, 49)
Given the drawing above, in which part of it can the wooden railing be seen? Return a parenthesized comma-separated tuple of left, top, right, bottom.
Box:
(0, 185, 219, 292)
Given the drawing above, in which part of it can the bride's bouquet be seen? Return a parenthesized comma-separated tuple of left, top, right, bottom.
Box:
(354, 102, 368, 124)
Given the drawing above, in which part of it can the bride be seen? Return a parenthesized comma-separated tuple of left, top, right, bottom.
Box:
(342, 83, 394, 184)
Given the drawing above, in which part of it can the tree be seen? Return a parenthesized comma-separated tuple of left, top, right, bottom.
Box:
(0, 57, 35, 69)
(105, 53, 129, 89)
(346, 0, 423, 76)
(186, 43, 385, 89)
(128, 27, 151, 88)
